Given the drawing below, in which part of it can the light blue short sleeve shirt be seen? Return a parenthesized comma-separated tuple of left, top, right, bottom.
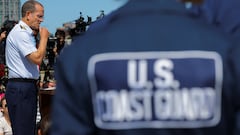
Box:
(6, 20, 39, 79)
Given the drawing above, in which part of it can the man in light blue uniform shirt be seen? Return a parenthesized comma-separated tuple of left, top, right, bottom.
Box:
(6, 20, 40, 79)
(5, 1, 49, 135)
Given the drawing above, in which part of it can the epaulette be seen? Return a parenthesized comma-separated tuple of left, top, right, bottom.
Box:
(20, 25, 26, 30)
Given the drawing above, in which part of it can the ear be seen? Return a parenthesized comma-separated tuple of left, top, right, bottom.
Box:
(26, 11, 32, 21)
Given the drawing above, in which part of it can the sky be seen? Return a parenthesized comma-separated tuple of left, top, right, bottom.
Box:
(20, 0, 128, 34)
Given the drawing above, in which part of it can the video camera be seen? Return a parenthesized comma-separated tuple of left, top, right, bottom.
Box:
(70, 12, 92, 36)
(39, 35, 57, 71)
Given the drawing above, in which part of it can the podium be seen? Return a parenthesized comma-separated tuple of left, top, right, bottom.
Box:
(38, 69, 55, 118)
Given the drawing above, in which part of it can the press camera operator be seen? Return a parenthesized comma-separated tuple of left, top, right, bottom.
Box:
(0, 20, 17, 92)
(53, 29, 66, 57)
(0, 20, 17, 64)
(68, 12, 92, 37)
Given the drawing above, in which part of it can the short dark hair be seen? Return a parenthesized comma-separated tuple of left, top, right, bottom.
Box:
(1, 20, 17, 34)
(39, 114, 51, 135)
(21, 0, 43, 17)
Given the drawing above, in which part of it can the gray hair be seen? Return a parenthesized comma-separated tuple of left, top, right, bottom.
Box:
(21, 0, 43, 17)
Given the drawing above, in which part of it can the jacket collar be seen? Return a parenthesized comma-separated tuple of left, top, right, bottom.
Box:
(118, 0, 187, 16)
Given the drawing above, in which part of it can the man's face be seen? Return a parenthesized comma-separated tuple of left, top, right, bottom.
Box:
(28, 4, 44, 30)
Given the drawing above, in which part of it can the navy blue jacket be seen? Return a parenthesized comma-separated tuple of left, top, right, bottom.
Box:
(51, 0, 240, 135)
(188, 0, 240, 36)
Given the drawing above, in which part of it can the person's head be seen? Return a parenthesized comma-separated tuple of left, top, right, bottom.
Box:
(21, 0, 44, 30)
(38, 114, 51, 135)
(1, 20, 17, 37)
(55, 29, 66, 45)
(0, 96, 8, 116)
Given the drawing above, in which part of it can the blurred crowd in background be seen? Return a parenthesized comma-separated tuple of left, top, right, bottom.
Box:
(0, 10, 105, 91)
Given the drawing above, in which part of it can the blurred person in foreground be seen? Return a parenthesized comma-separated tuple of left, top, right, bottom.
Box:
(51, 0, 240, 135)
(5, 0, 49, 134)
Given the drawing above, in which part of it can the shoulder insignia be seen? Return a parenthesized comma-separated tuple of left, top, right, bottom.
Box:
(20, 25, 26, 30)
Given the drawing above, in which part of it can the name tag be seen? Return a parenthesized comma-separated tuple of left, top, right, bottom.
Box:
(88, 51, 223, 129)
